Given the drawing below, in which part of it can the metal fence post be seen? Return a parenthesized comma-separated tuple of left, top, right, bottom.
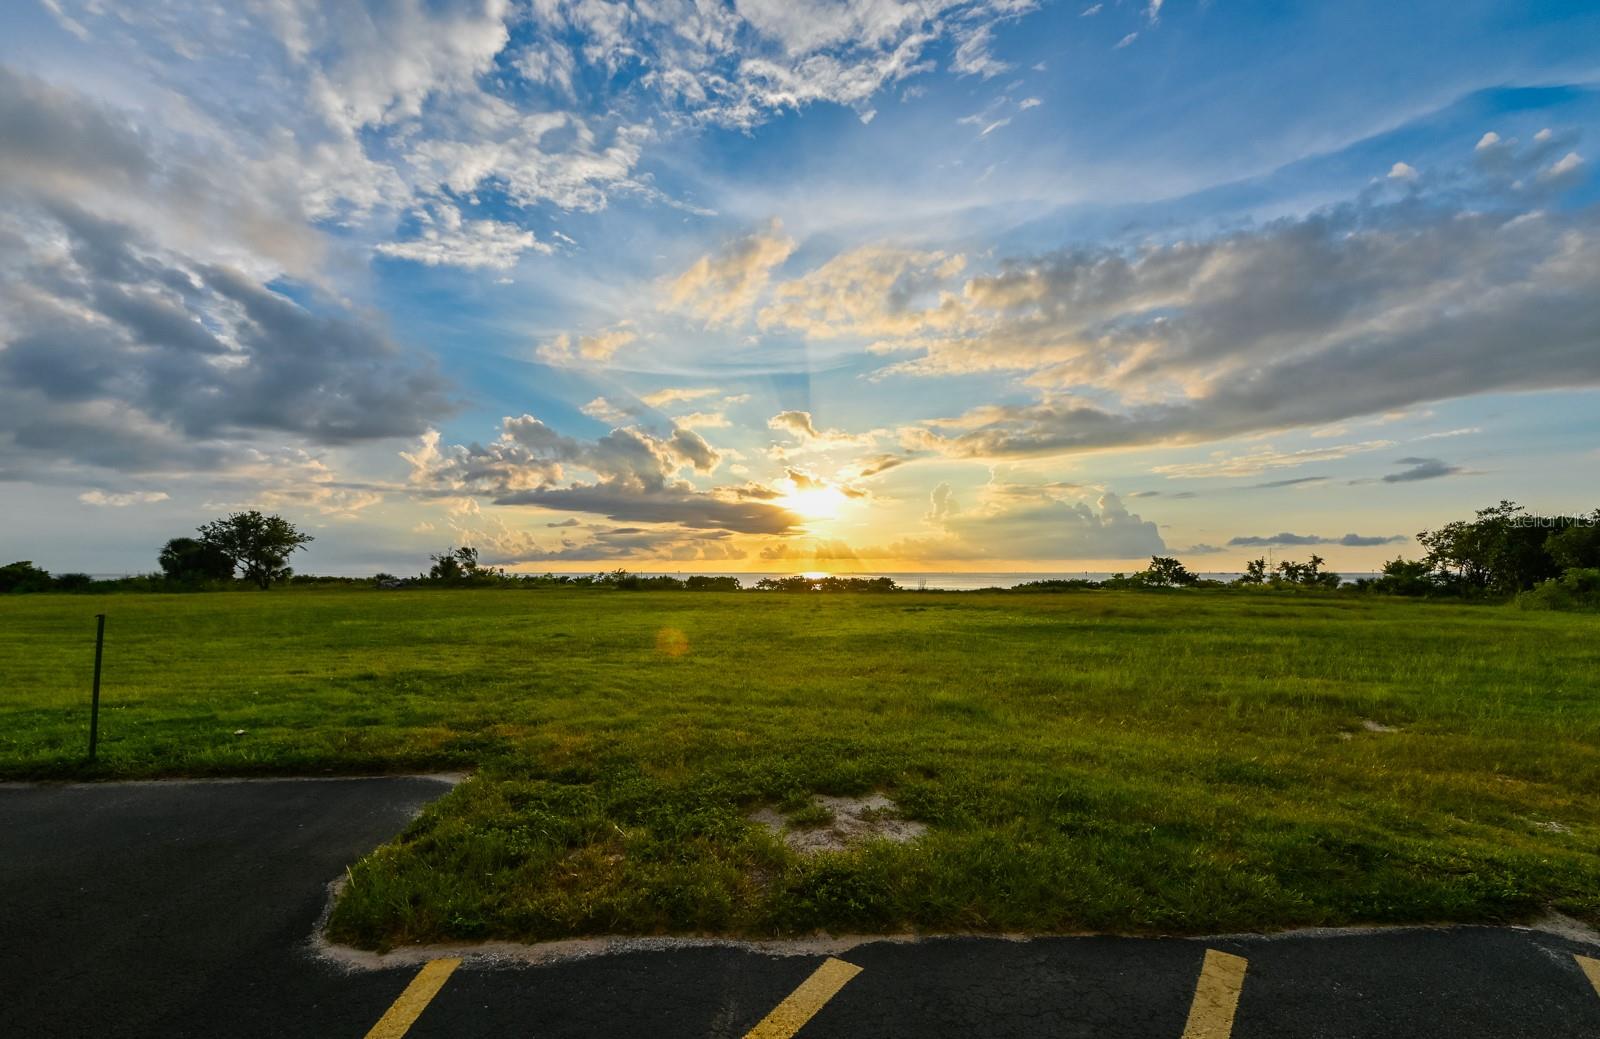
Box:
(89, 613, 105, 762)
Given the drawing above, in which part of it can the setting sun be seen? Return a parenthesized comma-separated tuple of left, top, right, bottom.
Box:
(778, 484, 850, 522)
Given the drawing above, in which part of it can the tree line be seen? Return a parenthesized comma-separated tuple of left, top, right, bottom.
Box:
(4, 501, 1596, 609)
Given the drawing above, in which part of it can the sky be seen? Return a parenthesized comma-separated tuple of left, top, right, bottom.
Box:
(2, 0, 1598, 577)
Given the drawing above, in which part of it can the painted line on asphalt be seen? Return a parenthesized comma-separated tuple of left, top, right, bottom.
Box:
(363, 957, 462, 1039)
(742, 956, 863, 1039)
(1578, 954, 1600, 999)
(1181, 949, 1248, 1039)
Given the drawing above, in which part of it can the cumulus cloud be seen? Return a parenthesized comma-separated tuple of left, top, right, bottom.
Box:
(668, 220, 795, 325)
(760, 245, 966, 338)
(936, 489, 1167, 560)
(0, 197, 452, 479)
(769, 410, 823, 439)
(868, 156, 1600, 460)
(405, 417, 799, 536)
(538, 324, 639, 364)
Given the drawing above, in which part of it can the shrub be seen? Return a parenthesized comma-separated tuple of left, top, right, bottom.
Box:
(1517, 567, 1600, 611)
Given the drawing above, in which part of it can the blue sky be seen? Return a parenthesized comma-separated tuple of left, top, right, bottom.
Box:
(1, 0, 1597, 575)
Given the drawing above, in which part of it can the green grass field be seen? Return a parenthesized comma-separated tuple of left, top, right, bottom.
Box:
(3, 587, 1598, 947)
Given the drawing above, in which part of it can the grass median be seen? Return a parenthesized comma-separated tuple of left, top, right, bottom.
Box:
(3, 587, 1598, 946)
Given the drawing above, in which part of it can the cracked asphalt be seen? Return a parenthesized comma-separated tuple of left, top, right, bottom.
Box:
(3, 778, 1599, 1038)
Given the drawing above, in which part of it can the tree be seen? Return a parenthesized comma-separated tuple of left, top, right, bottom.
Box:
(195, 511, 313, 590)
(0, 561, 54, 594)
(428, 546, 482, 582)
(1546, 511, 1600, 570)
(1139, 555, 1198, 587)
(1370, 557, 1435, 596)
(1276, 554, 1340, 589)
(1417, 500, 1565, 595)
(1235, 558, 1270, 586)
(159, 537, 236, 584)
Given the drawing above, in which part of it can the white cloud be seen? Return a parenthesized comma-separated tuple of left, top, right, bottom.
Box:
(78, 490, 170, 507)
(375, 203, 549, 269)
(538, 323, 639, 364)
(1151, 441, 1398, 479)
(641, 386, 723, 407)
(668, 219, 796, 325)
(1388, 161, 1418, 180)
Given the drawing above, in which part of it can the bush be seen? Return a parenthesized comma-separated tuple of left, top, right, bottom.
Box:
(1363, 557, 1437, 597)
(685, 575, 741, 591)
(1517, 568, 1600, 611)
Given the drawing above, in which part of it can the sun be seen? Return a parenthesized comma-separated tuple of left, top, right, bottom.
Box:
(778, 484, 849, 521)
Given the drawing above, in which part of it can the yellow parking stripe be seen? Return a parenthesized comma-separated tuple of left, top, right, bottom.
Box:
(1578, 954, 1600, 998)
(742, 957, 862, 1039)
(1181, 949, 1249, 1039)
(363, 958, 462, 1039)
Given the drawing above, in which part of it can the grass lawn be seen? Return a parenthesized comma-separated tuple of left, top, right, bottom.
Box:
(2, 587, 1598, 947)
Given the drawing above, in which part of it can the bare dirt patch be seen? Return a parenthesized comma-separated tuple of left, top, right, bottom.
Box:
(750, 792, 927, 855)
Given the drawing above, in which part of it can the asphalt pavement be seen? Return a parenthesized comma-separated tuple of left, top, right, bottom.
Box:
(3, 778, 1598, 1038)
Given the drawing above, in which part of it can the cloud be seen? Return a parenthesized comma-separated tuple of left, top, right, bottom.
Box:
(0, 198, 452, 479)
(1380, 457, 1466, 482)
(760, 245, 966, 339)
(769, 410, 823, 439)
(927, 481, 957, 520)
(877, 163, 1600, 460)
(580, 397, 638, 424)
(1248, 476, 1329, 490)
(1388, 161, 1418, 180)
(767, 410, 879, 452)
(1151, 442, 1396, 479)
(938, 489, 1167, 560)
(1115, 32, 1138, 49)
(951, 24, 1009, 79)
(854, 453, 911, 477)
(668, 220, 796, 325)
(758, 536, 860, 562)
(640, 386, 723, 408)
(405, 417, 799, 536)
(375, 203, 549, 269)
(78, 490, 170, 507)
(1228, 532, 1408, 548)
(538, 324, 639, 364)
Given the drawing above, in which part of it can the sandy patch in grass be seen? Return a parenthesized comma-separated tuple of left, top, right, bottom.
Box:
(750, 793, 927, 855)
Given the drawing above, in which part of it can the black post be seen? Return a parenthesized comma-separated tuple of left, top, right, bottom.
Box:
(89, 613, 106, 762)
